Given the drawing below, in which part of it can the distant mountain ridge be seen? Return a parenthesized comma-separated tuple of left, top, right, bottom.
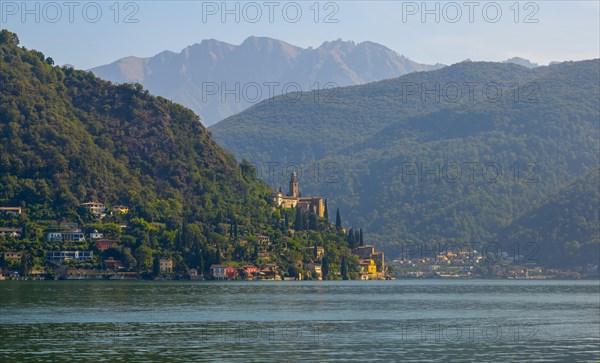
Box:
(90, 37, 444, 125)
(503, 57, 540, 68)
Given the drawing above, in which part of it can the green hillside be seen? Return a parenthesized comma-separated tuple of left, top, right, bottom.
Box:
(498, 170, 599, 268)
(210, 58, 600, 266)
(0, 30, 359, 279)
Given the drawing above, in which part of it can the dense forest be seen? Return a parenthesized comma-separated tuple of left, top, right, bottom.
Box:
(0, 30, 362, 279)
(210, 57, 600, 267)
(498, 169, 599, 268)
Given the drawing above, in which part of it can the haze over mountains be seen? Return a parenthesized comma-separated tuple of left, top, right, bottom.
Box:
(210, 59, 600, 266)
(90, 37, 444, 125)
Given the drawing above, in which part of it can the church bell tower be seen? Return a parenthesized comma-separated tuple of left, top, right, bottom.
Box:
(288, 172, 299, 197)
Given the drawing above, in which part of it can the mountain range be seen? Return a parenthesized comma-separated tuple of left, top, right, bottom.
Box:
(89, 37, 444, 125)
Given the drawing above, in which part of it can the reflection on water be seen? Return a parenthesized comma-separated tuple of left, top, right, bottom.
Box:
(0, 280, 598, 362)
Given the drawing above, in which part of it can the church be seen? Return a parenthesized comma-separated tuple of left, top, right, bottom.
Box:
(273, 172, 325, 217)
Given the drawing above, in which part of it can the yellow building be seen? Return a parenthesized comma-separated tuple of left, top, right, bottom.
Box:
(112, 205, 129, 214)
(367, 259, 377, 275)
(353, 245, 385, 273)
(159, 258, 173, 274)
(359, 259, 377, 275)
(273, 172, 324, 217)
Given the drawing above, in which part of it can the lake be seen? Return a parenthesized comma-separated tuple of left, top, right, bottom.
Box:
(0, 280, 598, 362)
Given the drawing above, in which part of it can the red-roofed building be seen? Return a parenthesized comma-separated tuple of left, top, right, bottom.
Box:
(94, 239, 117, 251)
(103, 257, 124, 271)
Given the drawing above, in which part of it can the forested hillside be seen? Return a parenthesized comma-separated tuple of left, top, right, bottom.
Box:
(210, 58, 600, 266)
(0, 30, 359, 278)
(498, 170, 599, 267)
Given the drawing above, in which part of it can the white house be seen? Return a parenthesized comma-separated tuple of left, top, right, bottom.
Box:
(46, 250, 93, 262)
(46, 230, 85, 242)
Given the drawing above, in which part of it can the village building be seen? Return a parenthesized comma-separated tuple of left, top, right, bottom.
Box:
(306, 246, 325, 259)
(103, 257, 124, 271)
(159, 258, 173, 274)
(259, 264, 280, 280)
(0, 207, 22, 217)
(306, 262, 323, 280)
(353, 245, 385, 275)
(112, 205, 129, 214)
(241, 265, 260, 279)
(3, 251, 23, 260)
(254, 234, 271, 245)
(80, 201, 107, 218)
(94, 239, 117, 251)
(358, 259, 377, 279)
(188, 268, 203, 280)
(0, 227, 22, 238)
(210, 264, 228, 280)
(273, 172, 325, 217)
(46, 229, 86, 242)
(89, 231, 104, 239)
(46, 250, 93, 262)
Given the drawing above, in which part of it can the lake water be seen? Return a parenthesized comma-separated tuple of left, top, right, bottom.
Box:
(0, 280, 598, 362)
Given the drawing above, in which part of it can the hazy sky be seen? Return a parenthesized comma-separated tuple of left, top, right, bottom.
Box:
(2, 1, 599, 69)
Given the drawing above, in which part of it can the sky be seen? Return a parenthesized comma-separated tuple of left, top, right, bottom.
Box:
(1, 0, 599, 70)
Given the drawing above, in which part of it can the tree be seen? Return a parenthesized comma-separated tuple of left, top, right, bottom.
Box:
(341, 255, 348, 280)
(335, 208, 342, 230)
(11, 32, 19, 46)
(19, 255, 30, 277)
(121, 247, 137, 269)
(198, 255, 205, 273)
(152, 256, 161, 277)
(134, 246, 153, 272)
(359, 229, 364, 246)
(215, 248, 222, 264)
(324, 199, 329, 220)
(309, 213, 317, 230)
(322, 256, 329, 280)
(347, 228, 355, 248)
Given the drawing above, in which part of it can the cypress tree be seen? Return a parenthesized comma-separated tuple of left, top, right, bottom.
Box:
(19, 256, 29, 277)
(335, 208, 342, 230)
(215, 248, 222, 264)
(359, 228, 364, 246)
(324, 199, 329, 220)
(322, 256, 329, 280)
(347, 228, 354, 247)
(152, 256, 161, 277)
(309, 213, 317, 230)
(341, 256, 348, 280)
(198, 255, 205, 274)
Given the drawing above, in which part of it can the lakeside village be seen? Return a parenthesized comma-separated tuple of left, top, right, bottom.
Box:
(1, 173, 596, 281)
(390, 245, 599, 280)
(0, 173, 391, 281)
